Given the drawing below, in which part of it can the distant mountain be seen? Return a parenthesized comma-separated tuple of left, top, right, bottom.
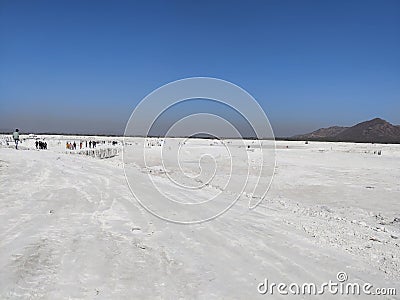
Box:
(292, 118, 400, 143)
(293, 126, 348, 140)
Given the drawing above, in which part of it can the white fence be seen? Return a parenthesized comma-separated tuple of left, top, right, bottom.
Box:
(67, 147, 120, 159)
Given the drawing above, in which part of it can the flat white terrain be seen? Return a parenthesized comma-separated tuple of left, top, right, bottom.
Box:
(0, 135, 399, 299)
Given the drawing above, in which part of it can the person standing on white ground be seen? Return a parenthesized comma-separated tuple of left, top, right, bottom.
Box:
(12, 129, 20, 149)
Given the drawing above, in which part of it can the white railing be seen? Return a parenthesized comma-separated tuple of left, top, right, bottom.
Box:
(67, 147, 120, 159)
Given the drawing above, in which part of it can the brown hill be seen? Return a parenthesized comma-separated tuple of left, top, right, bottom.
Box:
(293, 126, 348, 140)
(292, 118, 400, 143)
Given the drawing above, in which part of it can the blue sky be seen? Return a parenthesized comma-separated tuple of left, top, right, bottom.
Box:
(0, 0, 399, 136)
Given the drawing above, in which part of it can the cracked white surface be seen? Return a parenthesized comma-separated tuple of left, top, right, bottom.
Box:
(0, 137, 399, 299)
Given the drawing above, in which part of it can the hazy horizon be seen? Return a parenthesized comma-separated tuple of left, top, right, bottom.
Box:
(0, 115, 398, 138)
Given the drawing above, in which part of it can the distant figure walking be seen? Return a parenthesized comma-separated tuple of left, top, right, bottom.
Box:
(73, 141, 76, 150)
(35, 140, 39, 149)
(12, 129, 20, 149)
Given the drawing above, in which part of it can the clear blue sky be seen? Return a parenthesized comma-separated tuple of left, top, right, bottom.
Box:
(0, 0, 399, 136)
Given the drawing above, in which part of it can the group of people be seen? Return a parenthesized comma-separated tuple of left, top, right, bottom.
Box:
(10, 129, 119, 151)
(66, 141, 80, 150)
(35, 140, 48, 150)
(66, 140, 97, 150)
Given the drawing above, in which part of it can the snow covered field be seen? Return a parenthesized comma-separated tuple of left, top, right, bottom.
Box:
(0, 135, 399, 299)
